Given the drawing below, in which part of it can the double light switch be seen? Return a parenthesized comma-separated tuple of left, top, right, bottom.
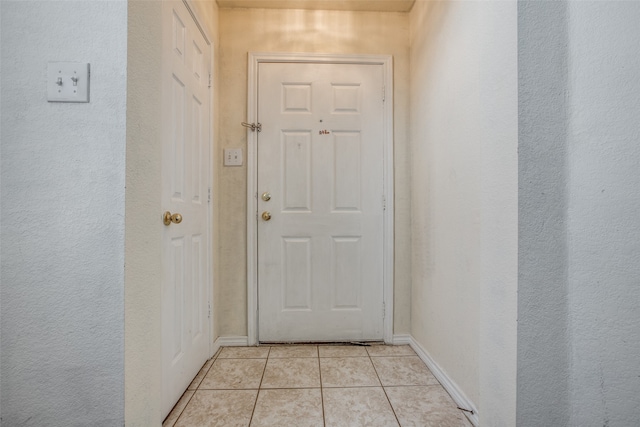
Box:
(47, 62, 90, 103)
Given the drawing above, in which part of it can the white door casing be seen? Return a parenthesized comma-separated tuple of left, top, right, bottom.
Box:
(161, 0, 212, 417)
(247, 54, 394, 344)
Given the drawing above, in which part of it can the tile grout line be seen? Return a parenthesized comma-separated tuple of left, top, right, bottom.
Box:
(367, 347, 403, 427)
(167, 351, 220, 427)
(197, 350, 219, 387)
(166, 390, 196, 427)
(248, 346, 271, 426)
(317, 346, 327, 427)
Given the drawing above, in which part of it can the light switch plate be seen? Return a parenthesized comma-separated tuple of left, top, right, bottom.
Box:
(47, 62, 90, 103)
(224, 148, 243, 166)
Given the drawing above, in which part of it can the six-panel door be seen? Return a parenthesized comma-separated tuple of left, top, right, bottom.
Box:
(161, 1, 211, 418)
(257, 62, 385, 342)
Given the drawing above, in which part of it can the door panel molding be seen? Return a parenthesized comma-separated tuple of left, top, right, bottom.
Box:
(246, 52, 394, 345)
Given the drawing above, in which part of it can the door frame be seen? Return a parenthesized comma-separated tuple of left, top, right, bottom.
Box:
(246, 52, 394, 345)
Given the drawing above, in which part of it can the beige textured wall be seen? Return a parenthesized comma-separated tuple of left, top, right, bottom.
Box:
(125, 1, 164, 425)
(190, 0, 218, 39)
(216, 7, 411, 336)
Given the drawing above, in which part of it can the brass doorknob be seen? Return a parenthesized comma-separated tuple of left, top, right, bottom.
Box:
(163, 211, 183, 226)
(261, 211, 271, 221)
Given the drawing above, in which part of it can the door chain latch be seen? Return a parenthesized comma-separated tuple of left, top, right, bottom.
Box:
(241, 122, 262, 132)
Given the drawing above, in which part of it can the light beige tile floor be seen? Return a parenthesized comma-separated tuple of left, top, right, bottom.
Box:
(164, 344, 473, 427)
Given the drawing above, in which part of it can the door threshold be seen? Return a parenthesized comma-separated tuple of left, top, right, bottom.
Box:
(258, 341, 385, 346)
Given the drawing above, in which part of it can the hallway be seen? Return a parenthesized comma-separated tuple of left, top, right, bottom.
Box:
(163, 345, 472, 426)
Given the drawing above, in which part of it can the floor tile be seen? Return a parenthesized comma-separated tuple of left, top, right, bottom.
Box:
(385, 385, 472, 427)
(366, 344, 416, 357)
(199, 358, 266, 389)
(174, 389, 256, 427)
(372, 356, 439, 386)
(269, 345, 318, 358)
(250, 388, 324, 427)
(188, 358, 215, 390)
(320, 357, 380, 387)
(217, 346, 270, 359)
(163, 390, 194, 427)
(319, 345, 369, 358)
(261, 358, 321, 388)
(167, 345, 466, 426)
(323, 387, 399, 427)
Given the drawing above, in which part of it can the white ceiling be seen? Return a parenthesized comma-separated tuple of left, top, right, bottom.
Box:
(217, 0, 416, 13)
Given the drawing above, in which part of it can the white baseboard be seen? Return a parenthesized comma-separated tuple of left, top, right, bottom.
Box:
(391, 334, 413, 345)
(214, 336, 249, 348)
(210, 338, 222, 359)
(400, 335, 480, 427)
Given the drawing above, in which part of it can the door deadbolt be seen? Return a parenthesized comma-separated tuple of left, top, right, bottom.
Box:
(261, 192, 271, 202)
(163, 211, 183, 226)
(262, 211, 271, 221)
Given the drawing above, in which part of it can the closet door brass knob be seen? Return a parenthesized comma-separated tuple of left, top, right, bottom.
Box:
(163, 211, 183, 226)
(262, 211, 271, 221)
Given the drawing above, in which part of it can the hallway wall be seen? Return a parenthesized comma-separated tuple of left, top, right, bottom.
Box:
(564, 4, 640, 422)
(216, 7, 412, 337)
(409, 1, 518, 424)
(517, 1, 571, 424)
(125, 1, 163, 425)
(518, 1, 640, 425)
(0, 1, 127, 425)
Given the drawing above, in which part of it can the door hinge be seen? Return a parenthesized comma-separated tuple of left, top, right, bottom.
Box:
(208, 302, 211, 319)
(208, 73, 212, 89)
(382, 301, 386, 319)
(382, 85, 386, 102)
(208, 187, 212, 204)
(382, 195, 386, 211)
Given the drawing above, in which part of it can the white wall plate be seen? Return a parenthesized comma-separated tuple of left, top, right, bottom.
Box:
(47, 62, 90, 103)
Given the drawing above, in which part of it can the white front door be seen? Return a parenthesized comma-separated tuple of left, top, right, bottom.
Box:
(161, 0, 211, 417)
(257, 62, 385, 342)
